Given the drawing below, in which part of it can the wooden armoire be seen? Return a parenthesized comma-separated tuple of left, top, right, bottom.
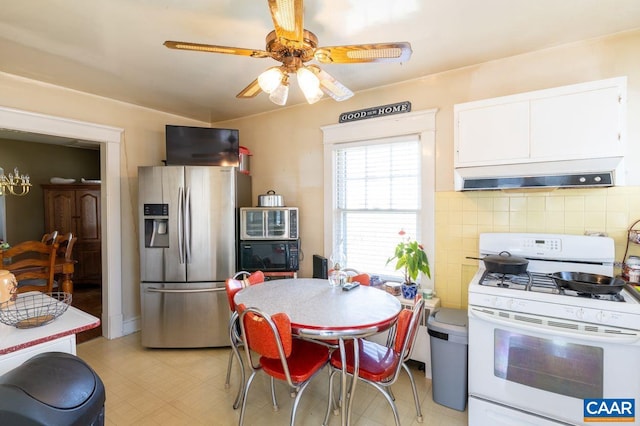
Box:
(42, 184, 101, 285)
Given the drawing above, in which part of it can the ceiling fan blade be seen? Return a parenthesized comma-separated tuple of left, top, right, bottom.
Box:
(268, 0, 304, 45)
(314, 42, 412, 64)
(308, 65, 353, 101)
(236, 78, 263, 99)
(164, 41, 271, 58)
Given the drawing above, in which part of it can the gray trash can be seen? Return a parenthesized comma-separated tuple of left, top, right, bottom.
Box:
(427, 307, 468, 411)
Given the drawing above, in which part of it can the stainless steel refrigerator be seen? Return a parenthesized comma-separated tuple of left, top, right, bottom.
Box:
(138, 165, 251, 348)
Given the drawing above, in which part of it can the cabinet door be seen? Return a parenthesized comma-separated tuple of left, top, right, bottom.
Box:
(530, 86, 623, 160)
(44, 189, 75, 234)
(75, 189, 101, 284)
(75, 240, 102, 283)
(455, 101, 530, 166)
(43, 185, 102, 285)
(75, 189, 100, 242)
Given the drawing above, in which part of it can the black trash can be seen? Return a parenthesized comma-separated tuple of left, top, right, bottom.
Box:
(427, 308, 468, 411)
(0, 352, 106, 425)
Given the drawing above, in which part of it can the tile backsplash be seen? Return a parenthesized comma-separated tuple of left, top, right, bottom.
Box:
(434, 186, 640, 309)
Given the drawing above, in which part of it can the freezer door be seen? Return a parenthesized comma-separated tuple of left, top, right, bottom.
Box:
(140, 282, 230, 348)
(139, 166, 187, 282)
(184, 166, 236, 282)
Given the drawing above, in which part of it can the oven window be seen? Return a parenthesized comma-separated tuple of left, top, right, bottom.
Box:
(494, 329, 603, 399)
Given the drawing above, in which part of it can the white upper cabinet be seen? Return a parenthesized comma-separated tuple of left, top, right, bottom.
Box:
(454, 77, 626, 168)
(530, 85, 622, 160)
(456, 101, 530, 165)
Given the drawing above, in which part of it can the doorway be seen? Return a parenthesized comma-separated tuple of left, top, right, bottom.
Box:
(0, 138, 103, 341)
(0, 106, 124, 340)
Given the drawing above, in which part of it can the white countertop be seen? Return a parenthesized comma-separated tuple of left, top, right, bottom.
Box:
(0, 300, 100, 355)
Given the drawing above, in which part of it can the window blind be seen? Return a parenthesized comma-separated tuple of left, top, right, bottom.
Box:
(333, 135, 421, 278)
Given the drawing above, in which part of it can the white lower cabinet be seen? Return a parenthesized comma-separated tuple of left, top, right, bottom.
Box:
(0, 335, 75, 375)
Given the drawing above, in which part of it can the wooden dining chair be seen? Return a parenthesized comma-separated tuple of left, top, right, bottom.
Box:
(224, 271, 266, 409)
(41, 230, 59, 245)
(0, 240, 59, 294)
(50, 233, 77, 290)
(237, 304, 330, 426)
(54, 232, 77, 261)
(324, 297, 426, 425)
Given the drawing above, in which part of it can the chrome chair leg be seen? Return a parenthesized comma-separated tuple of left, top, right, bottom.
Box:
(226, 312, 246, 409)
(270, 376, 279, 411)
(323, 368, 341, 425)
(289, 379, 312, 426)
(230, 339, 245, 409)
(386, 385, 396, 401)
(370, 382, 401, 426)
(225, 350, 233, 389)
(238, 371, 258, 426)
(402, 363, 424, 422)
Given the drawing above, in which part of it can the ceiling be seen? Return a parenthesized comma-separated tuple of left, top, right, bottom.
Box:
(1, 0, 640, 123)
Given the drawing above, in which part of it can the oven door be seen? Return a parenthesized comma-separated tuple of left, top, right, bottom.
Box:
(468, 307, 640, 425)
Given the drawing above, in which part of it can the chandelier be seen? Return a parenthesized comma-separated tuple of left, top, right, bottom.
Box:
(0, 167, 32, 196)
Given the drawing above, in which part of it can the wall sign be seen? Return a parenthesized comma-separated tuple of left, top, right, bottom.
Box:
(339, 101, 411, 123)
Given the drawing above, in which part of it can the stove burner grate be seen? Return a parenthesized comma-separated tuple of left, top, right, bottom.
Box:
(562, 289, 626, 302)
(479, 271, 556, 291)
(478, 270, 627, 302)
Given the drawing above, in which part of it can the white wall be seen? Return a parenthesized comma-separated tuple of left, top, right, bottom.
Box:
(216, 30, 640, 280)
(0, 29, 638, 324)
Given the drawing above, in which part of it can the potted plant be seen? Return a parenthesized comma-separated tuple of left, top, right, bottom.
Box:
(386, 230, 431, 299)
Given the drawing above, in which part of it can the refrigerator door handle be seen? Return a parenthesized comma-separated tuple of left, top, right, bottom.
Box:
(185, 185, 192, 264)
(178, 186, 185, 264)
(144, 286, 225, 294)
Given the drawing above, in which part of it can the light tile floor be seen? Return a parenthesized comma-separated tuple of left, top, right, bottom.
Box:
(77, 333, 468, 425)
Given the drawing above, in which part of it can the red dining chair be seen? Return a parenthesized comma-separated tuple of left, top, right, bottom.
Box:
(238, 270, 265, 286)
(340, 268, 370, 286)
(350, 273, 370, 286)
(324, 297, 426, 425)
(237, 303, 330, 426)
(224, 271, 265, 409)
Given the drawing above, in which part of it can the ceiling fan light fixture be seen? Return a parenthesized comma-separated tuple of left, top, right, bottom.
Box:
(258, 67, 284, 94)
(308, 65, 354, 101)
(302, 86, 324, 104)
(166, 2, 412, 105)
(296, 67, 323, 104)
(269, 78, 289, 105)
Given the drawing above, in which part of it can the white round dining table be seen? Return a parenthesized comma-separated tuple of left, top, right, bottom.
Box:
(234, 278, 402, 426)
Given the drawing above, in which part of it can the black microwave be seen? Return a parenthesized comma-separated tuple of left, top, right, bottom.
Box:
(238, 240, 299, 272)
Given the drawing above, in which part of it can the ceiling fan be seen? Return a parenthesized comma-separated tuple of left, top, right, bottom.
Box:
(164, 0, 412, 106)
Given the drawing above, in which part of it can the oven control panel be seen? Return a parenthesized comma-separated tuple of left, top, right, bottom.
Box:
(520, 237, 561, 252)
(469, 287, 640, 331)
(479, 232, 616, 263)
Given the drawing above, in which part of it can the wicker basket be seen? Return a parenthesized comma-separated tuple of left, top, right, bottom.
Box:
(0, 292, 72, 328)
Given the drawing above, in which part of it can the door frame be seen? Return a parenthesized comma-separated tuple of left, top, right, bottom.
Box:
(0, 106, 124, 339)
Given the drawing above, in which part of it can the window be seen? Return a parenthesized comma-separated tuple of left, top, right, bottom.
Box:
(332, 136, 421, 279)
(322, 109, 436, 286)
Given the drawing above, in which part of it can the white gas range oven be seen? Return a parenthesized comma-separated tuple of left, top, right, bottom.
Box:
(468, 233, 640, 426)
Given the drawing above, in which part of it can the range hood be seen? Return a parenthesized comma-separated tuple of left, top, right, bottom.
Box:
(453, 77, 627, 192)
(454, 157, 625, 191)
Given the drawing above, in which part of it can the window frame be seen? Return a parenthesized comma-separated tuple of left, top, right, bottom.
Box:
(322, 109, 437, 286)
